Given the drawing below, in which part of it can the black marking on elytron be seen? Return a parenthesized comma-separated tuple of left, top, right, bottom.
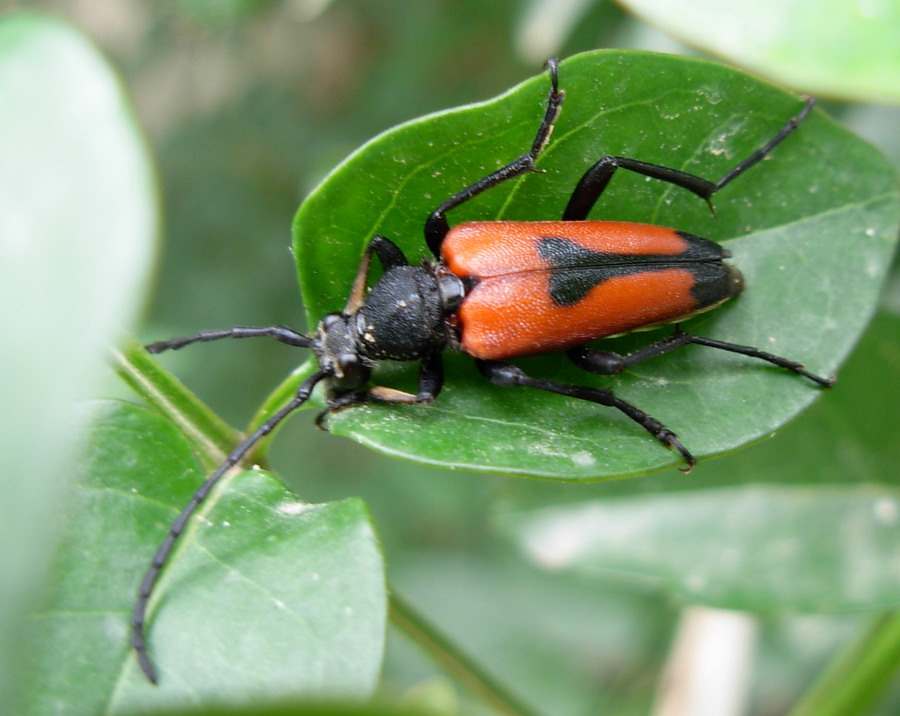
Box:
(536, 234, 735, 308)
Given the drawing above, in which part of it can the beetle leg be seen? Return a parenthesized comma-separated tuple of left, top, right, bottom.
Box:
(562, 97, 815, 220)
(316, 352, 444, 426)
(424, 59, 565, 257)
(145, 325, 314, 354)
(569, 325, 834, 387)
(676, 327, 834, 387)
(475, 358, 696, 469)
(344, 234, 410, 313)
(368, 234, 409, 270)
(566, 331, 692, 375)
(412, 351, 445, 400)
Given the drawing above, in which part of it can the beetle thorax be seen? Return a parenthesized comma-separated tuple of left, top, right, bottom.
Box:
(354, 264, 454, 361)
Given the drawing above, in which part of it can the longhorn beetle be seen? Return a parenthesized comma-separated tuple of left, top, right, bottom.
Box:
(133, 58, 833, 682)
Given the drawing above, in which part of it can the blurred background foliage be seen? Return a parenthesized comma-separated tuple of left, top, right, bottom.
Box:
(4, 1, 899, 714)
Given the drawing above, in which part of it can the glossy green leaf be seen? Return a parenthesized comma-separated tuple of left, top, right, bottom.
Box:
(617, 0, 900, 103)
(293, 50, 899, 480)
(24, 401, 386, 714)
(0, 13, 156, 706)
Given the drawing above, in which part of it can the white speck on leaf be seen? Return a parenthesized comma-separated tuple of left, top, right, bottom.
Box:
(277, 500, 311, 516)
(571, 451, 595, 468)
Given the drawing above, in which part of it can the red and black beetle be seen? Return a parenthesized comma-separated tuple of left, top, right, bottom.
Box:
(132, 59, 833, 682)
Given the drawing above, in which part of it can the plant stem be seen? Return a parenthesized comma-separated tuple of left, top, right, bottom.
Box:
(389, 589, 542, 716)
(114, 340, 239, 469)
(788, 610, 900, 716)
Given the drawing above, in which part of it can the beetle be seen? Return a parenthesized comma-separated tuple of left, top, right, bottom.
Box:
(132, 58, 833, 682)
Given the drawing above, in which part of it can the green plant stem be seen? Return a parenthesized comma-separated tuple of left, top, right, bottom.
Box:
(114, 340, 239, 469)
(788, 610, 900, 716)
(389, 589, 541, 716)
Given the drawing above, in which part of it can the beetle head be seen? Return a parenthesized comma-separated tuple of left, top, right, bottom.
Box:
(315, 312, 372, 392)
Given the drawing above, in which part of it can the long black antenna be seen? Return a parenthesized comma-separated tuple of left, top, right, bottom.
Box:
(131, 368, 331, 683)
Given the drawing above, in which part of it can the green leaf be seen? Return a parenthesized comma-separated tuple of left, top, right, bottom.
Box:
(24, 401, 386, 713)
(502, 483, 900, 612)
(0, 13, 156, 705)
(292, 50, 899, 480)
(498, 312, 900, 611)
(617, 0, 900, 104)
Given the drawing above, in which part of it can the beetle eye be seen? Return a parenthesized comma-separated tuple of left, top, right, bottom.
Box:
(338, 351, 358, 370)
(337, 351, 364, 385)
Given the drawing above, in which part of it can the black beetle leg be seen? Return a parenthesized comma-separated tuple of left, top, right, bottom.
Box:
(476, 358, 696, 470)
(316, 352, 444, 427)
(569, 325, 834, 387)
(563, 97, 815, 220)
(344, 234, 410, 314)
(424, 58, 565, 257)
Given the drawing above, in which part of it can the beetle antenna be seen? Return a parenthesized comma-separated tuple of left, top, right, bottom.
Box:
(145, 326, 315, 354)
(131, 368, 331, 684)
